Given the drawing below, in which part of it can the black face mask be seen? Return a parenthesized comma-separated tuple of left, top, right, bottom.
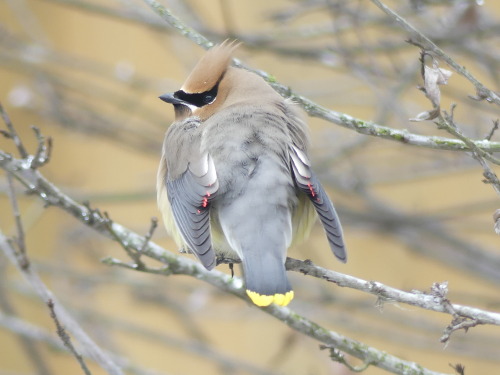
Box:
(174, 82, 219, 108)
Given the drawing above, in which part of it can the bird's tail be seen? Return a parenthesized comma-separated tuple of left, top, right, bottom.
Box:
(242, 246, 293, 307)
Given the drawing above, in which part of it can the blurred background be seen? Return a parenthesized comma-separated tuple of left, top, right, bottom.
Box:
(0, 0, 499, 374)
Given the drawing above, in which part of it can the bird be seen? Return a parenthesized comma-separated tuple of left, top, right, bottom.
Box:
(157, 41, 346, 307)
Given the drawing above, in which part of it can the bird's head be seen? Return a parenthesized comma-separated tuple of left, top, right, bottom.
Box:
(159, 41, 240, 121)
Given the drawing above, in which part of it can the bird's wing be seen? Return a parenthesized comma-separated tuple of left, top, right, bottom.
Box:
(161, 118, 219, 270)
(166, 151, 219, 270)
(289, 144, 347, 262)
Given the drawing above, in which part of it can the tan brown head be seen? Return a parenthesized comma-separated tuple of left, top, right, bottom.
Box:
(159, 41, 280, 121)
(159, 41, 239, 120)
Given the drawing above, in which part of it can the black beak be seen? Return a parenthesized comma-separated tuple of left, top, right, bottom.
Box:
(159, 93, 185, 105)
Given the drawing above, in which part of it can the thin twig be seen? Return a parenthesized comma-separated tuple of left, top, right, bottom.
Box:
(30, 125, 53, 169)
(320, 345, 372, 372)
(449, 363, 466, 375)
(370, 0, 500, 106)
(485, 119, 499, 141)
(0, 101, 29, 158)
(436, 107, 500, 196)
(441, 317, 481, 344)
(408, 47, 500, 198)
(494, 209, 500, 235)
(102, 211, 146, 270)
(0, 230, 124, 375)
(47, 299, 93, 375)
(0, 312, 176, 375)
(139, 217, 158, 253)
(5, 172, 29, 269)
(141, 0, 212, 49)
(0, 259, 52, 375)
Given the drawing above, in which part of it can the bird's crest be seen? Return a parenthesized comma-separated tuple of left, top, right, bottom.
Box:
(181, 40, 240, 94)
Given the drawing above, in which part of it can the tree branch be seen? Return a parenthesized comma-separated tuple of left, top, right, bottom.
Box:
(0, 173, 123, 375)
(370, 0, 500, 106)
(0, 312, 184, 375)
(103, 257, 451, 375)
(3, 3, 499, 374)
(3, 136, 500, 374)
(2, 146, 499, 325)
(437, 106, 500, 195)
(141, 0, 500, 153)
(285, 258, 500, 326)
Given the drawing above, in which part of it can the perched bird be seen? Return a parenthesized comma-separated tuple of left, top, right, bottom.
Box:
(157, 41, 346, 307)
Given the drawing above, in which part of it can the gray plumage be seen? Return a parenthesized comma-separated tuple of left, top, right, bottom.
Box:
(157, 42, 346, 307)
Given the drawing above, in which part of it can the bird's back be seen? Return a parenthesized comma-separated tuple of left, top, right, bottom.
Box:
(200, 94, 317, 259)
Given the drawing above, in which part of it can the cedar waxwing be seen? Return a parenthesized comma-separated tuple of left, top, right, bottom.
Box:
(157, 42, 346, 307)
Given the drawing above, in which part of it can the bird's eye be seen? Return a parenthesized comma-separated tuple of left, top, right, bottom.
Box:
(203, 94, 215, 104)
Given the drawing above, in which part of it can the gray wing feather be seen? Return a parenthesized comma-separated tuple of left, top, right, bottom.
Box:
(289, 145, 347, 262)
(166, 153, 219, 270)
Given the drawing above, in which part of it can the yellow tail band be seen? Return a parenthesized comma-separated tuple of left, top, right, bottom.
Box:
(246, 290, 294, 307)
